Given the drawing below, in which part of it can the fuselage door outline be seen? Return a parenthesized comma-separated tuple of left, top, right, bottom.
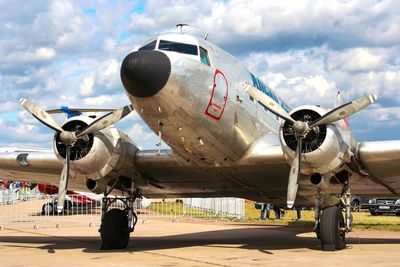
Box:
(205, 69, 228, 121)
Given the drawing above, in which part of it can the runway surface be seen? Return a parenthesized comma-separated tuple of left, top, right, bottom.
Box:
(1, 218, 400, 267)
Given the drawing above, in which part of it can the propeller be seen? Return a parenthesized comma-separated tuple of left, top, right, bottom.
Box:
(244, 84, 377, 208)
(20, 98, 134, 213)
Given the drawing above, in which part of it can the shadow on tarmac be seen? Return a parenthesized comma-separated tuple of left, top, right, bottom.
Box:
(1, 224, 400, 254)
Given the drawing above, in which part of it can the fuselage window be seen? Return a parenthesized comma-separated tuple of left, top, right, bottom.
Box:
(200, 47, 211, 66)
(158, 40, 198, 55)
(138, 40, 157, 51)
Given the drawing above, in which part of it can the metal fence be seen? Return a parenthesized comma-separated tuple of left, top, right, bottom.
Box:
(0, 193, 245, 230)
(182, 198, 245, 219)
(0, 187, 41, 205)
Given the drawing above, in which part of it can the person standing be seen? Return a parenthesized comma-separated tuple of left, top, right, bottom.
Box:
(296, 207, 302, 220)
(273, 205, 281, 219)
(259, 203, 271, 220)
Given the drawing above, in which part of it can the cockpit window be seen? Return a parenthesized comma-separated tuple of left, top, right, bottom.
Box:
(138, 40, 157, 51)
(158, 40, 198, 55)
(200, 47, 210, 66)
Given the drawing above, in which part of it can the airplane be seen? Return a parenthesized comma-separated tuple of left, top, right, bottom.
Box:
(0, 29, 399, 251)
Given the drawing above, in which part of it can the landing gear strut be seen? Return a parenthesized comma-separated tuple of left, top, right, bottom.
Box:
(314, 180, 353, 251)
(99, 184, 141, 250)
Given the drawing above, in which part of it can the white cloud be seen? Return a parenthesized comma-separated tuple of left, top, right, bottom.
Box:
(127, 123, 154, 141)
(0, 118, 54, 145)
(5, 47, 56, 64)
(264, 73, 338, 107)
(328, 48, 386, 72)
(0, 0, 399, 148)
(35, 47, 56, 60)
(83, 93, 128, 107)
(0, 101, 18, 112)
(80, 76, 94, 96)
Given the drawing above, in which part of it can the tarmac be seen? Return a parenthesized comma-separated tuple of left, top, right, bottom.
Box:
(1, 217, 400, 267)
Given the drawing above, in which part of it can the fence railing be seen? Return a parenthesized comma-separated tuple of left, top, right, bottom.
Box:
(0, 193, 245, 230)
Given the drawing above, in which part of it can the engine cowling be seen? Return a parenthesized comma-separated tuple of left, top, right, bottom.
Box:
(279, 105, 356, 177)
(53, 116, 139, 193)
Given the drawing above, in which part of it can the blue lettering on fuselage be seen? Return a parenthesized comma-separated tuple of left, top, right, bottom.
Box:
(249, 72, 290, 112)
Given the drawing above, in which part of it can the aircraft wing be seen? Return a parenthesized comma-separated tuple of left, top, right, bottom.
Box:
(0, 140, 399, 206)
(0, 145, 293, 203)
(0, 148, 77, 189)
(135, 146, 292, 202)
(134, 140, 400, 204)
(357, 140, 400, 195)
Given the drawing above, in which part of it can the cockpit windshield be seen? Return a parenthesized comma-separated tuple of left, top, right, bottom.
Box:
(138, 37, 211, 65)
(158, 40, 198, 56)
(138, 40, 157, 51)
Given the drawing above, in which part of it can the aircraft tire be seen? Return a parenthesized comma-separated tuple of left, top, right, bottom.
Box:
(100, 208, 130, 250)
(41, 203, 54, 215)
(62, 200, 72, 214)
(320, 206, 346, 250)
(351, 200, 360, 212)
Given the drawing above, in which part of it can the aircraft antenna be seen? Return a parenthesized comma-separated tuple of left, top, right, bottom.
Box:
(176, 23, 189, 33)
(204, 32, 209, 40)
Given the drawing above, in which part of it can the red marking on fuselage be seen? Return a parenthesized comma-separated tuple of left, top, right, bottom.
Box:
(343, 117, 350, 128)
(205, 69, 228, 120)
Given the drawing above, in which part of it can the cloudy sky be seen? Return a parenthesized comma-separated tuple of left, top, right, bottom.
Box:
(0, 0, 399, 150)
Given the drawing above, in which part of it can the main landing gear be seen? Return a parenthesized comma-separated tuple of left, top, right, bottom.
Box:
(314, 180, 353, 251)
(99, 186, 141, 250)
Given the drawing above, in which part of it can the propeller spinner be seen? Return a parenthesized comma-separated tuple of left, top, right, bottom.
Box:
(20, 98, 134, 213)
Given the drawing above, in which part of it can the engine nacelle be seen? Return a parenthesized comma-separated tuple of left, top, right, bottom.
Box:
(279, 105, 356, 176)
(53, 116, 139, 193)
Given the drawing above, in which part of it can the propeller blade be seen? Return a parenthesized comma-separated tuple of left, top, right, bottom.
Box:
(56, 146, 71, 213)
(19, 98, 63, 133)
(75, 104, 134, 138)
(310, 94, 377, 128)
(244, 84, 295, 124)
(287, 137, 303, 208)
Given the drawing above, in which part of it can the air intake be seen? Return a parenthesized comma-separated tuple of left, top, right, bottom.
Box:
(55, 120, 94, 160)
(282, 109, 327, 153)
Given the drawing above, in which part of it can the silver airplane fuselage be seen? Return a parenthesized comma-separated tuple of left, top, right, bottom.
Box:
(120, 33, 355, 177)
(122, 33, 287, 166)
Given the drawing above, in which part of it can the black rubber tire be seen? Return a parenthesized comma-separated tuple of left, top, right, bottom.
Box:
(61, 200, 73, 214)
(41, 203, 54, 215)
(100, 209, 130, 250)
(320, 206, 346, 250)
(351, 200, 360, 212)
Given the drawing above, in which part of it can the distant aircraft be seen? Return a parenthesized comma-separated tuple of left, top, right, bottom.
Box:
(35, 183, 97, 215)
(35, 183, 151, 215)
(0, 30, 399, 251)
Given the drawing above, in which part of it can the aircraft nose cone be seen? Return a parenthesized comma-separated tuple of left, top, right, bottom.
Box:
(121, 50, 171, 97)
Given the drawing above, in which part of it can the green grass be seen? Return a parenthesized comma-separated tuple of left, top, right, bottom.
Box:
(244, 200, 400, 231)
(145, 200, 400, 231)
